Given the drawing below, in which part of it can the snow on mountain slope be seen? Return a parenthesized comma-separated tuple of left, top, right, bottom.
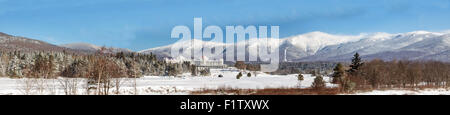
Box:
(140, 31, 365, 60)
(281, 31, 365, 61)
(302, 31, 450, 61)
(60, 42, 101, 51)
(139, 39, 226, 59)
(140, 31, 450, 62)
(61, 42, 132, 53)
(285, 31, 364, 54)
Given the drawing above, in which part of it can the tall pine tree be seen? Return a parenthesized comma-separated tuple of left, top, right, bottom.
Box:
(332, 63, 346, 84)
(348, 52, 363, 74)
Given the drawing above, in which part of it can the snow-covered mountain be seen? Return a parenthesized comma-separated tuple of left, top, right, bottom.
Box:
(60, 42, 102, 51)
(302, 31, 450, 61)
(139, 31, 450, 62)
(61, 42, 132, 53)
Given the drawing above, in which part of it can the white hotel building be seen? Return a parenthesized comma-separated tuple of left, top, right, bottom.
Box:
(164, 56, 226, 68)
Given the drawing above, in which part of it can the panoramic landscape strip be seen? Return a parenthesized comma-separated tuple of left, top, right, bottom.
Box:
(0, 0, 449, 96)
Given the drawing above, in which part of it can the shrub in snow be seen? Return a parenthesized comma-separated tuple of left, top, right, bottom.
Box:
(236, 72, 242, 79)
(298, 74, 304, 81)
(311, 75, 326, 90)
(247, 73, 251, 77)
(297, 74, 304, 88)
(200, 68, 210, 76)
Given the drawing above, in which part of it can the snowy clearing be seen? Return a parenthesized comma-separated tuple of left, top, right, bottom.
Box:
(350, 88, 450, 95)
(0, 69, 336, 95)
(4, 68, 448, 95)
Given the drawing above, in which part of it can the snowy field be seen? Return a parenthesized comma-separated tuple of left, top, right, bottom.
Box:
(0, 69, 336, 95)
(2, 68, 448, 95)
(351, 88, 450, 95)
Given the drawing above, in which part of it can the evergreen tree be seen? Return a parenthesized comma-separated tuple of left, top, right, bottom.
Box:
(191, 65, 197, 76)
(7, 54, 22, 77)
(48, 54, 57, 78)
(348, 52, 363, 74)
(166, 64, 178, 76)
(332, 63, 346, 84)
(0, 54, 5, 76)
(311, 75, 326, 90)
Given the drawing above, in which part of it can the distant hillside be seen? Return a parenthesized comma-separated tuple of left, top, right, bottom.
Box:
(0, 32, 81, 54)
(0, 32, 132, 54)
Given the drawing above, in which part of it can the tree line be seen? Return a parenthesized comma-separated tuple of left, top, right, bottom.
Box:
(0, 49, 196, 79)
(332, 53, 450, 92)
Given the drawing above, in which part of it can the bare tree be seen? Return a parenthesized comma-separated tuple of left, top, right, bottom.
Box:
(113, 78, 124, 95)
(59, 78, 80, 95)
(35, 78, 47, 95)
(47, 78, 57, 95)
(17, 78, 34, 95)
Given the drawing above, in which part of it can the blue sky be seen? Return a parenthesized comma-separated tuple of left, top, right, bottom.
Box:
(0, 0, 450, 51)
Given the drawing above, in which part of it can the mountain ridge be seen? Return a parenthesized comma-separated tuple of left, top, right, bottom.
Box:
(140, 31, 450, 62)
(2, 31, 449, 62)
(0, 32, 81, 53)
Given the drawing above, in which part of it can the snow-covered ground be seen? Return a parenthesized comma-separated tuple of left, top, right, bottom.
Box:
(351, 88, 450, 95)
(0, 68, 336, 95)
(2, 68, 450, 95)
(2, 68, 449, 95)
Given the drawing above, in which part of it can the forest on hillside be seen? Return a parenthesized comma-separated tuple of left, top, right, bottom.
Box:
(0, 49, 197, 80)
